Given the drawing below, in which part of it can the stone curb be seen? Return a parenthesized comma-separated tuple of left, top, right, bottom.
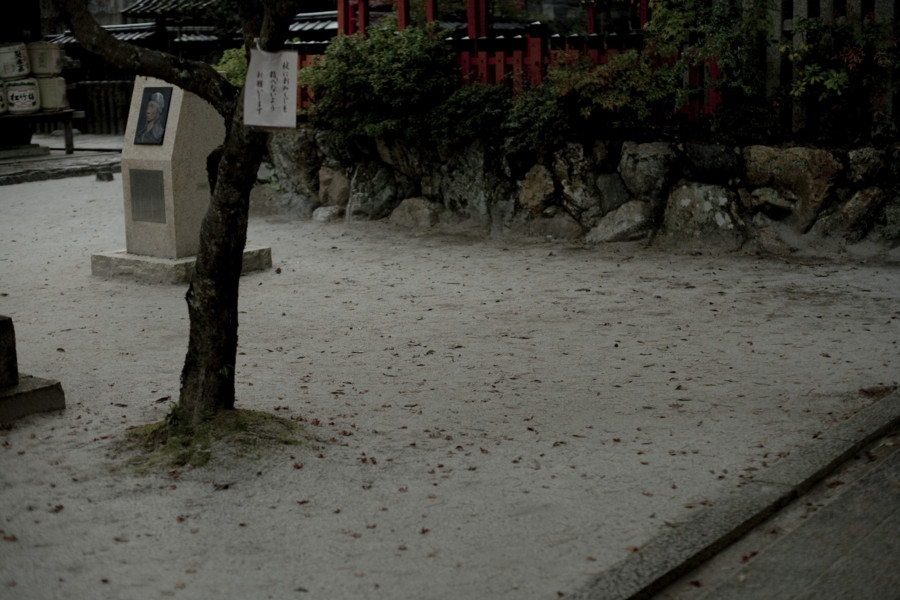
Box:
(568, 391, 900, 600)
(0, 157, 121, 186)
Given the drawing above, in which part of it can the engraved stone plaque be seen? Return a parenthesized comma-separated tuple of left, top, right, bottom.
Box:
(130, 168, 166, 223)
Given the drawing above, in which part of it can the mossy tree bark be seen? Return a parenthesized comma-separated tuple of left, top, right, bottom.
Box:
(54, 0, 299, 431)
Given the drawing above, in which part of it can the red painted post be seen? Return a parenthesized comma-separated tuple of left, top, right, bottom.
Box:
(494, 50, 507, 84)
(397, 0, 411, 30)
(425, 0, 437, 24)
(477, 49, 489, 83)
(358, 0, 369, 35)
(511, 48, 524, 91)
(337, 0, 351, 34)
(639, 0, 649, 28)
(467, 0, 487, 40)
(459, 50, 474, 83)
(586, 5, 596, 35)
(526, 33, 544, 87)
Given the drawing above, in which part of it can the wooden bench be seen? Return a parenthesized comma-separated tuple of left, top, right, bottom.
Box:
(0, 109, 84, 154)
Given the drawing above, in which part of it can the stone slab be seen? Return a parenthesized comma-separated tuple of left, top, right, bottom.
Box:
(0, 144, 50, 160)
(90, 246, 272, 284)
(567, 390, 900, 600)
(698, 449, 900, 599)
(567, 480, 795, 600)
(0, 374, 65, 422)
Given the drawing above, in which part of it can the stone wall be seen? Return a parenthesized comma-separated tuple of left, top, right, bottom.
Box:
(263, 126, 900, 260)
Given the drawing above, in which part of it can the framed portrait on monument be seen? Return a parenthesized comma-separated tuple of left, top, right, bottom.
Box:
(134, 87, 173, 145)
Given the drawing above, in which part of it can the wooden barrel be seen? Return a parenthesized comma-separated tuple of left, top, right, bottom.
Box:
(6, 77, 40, 114)
(27, 42, 62, 77)
(37, 77, 68, 111)
(0, 43, 30, 80)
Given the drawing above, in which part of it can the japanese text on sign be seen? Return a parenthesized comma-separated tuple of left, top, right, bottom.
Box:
(243, 47, 297, 128)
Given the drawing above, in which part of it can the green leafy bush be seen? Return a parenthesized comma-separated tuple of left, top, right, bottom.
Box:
(213, 46, 248, 87)
(503, 50, 683, 156)
(784, 13, 898, 142)
(429, 83, 512, 148)
(299, 21, 458, 141)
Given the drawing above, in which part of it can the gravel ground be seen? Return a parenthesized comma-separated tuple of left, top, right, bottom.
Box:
(1, 174, 898, 599)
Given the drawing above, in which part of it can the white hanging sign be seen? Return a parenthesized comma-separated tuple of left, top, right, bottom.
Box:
(243, 46, 297, 128)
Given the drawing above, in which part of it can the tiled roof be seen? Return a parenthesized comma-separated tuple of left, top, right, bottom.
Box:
(48, 22, 221, 45)
(121, 0, 217, 18)
(288, 11, 339, 38)
(49, 22, 157, 45)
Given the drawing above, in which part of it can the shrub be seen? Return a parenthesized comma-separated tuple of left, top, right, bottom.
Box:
(213, 46, 248, 87)
(503, 50, 683, 157)
(428, 83, 512, 148)
(299, 21, 458, 141)
(784, 13, 899, 143)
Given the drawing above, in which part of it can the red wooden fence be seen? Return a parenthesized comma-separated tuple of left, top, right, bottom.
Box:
(297, 0, 722, 121)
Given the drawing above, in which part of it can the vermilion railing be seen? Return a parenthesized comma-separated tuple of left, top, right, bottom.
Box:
(296, 0, 722, 121)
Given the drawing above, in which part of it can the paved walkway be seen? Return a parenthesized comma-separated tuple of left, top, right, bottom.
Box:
(1, 134, 898, 599)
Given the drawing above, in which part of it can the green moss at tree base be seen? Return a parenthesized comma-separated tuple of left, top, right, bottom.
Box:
(114, 409, 315, 473)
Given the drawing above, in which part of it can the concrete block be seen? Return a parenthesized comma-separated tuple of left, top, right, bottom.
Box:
(0, 375, 65, 422)
(91, 246, 272, 284)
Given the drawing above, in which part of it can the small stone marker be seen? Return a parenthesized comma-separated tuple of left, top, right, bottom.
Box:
(0, 315, 18, 388)
(0, 315, 66, 422)
(91, 76, 271, 283)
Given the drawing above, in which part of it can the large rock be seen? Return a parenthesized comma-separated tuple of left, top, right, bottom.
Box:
(432, 141, 492, 224)
(748, 187, 795, 220)
(658, 183, 744, 249)
(268, 127, 323, 218)
(743, 145, 842, 232)
(312, 205, 345, 223)
(553, 143, 603, 228)
(318, 166, 350, 207)
(512, 213, 583, 240)
(618, 141, 677, 217)
(839, 187, 887, 241)
(376, 138, 434, 180)
(389, 197, 443, 229)
(347, 162, 416, 220)
(744, 214, 801, 256)
(596, 173, 630, 214)
(519, 164, 555, 216)
(249, 183, 280, 216)
(847, 147, 885, 184)
(315, 128, 364, 166)
(682, 143, 741, 184)
(585, 200, 653, 243)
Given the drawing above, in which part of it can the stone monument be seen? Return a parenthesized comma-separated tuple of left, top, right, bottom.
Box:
(0, 315, 65, 422)
(91, 76, 271, 283)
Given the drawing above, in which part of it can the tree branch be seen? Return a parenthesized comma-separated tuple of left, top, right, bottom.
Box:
(53, 0, 238, 118)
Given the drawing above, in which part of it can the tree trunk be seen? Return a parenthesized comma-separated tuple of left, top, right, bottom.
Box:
(174, 100, 268, 428)
(54, 0, 298, 431)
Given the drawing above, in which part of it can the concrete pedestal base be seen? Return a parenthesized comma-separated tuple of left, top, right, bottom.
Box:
(91, 246, 272, 284)
(0, 375, 66, 422)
